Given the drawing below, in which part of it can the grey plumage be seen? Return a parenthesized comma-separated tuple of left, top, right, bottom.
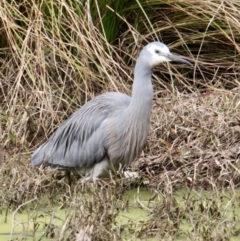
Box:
(31, 41, 191, 181)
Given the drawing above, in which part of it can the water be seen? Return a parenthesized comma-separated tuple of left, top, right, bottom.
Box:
(1, 188, 240, 240)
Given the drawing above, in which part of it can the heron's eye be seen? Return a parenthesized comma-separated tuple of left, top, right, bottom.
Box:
(155, 49, 160, 54)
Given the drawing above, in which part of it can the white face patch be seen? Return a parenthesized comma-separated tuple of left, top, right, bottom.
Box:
(144, 42, 171, 66)
(146, 42, 170, 55)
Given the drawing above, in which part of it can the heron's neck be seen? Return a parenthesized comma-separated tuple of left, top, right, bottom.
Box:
(127, 61, 153, 116)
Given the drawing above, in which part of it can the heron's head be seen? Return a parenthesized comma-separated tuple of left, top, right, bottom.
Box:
(140, 41, 191, 68)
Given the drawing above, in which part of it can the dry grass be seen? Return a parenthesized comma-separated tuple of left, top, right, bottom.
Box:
(137, 88, 240, 189)
(1, 0, 240, 240)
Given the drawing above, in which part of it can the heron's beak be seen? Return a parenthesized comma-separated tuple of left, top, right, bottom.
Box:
(167, 53, 192, 66)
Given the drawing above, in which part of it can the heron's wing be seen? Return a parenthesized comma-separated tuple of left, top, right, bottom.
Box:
(31, 92, 131, 168)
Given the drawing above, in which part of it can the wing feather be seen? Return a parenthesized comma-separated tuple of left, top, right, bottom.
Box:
(31, 92, 131, 168)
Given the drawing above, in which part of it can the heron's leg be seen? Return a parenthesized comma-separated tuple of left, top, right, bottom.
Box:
(81, 159, 109, 182)
(65, 170, 71, 185)
(91, 159, 109, 182)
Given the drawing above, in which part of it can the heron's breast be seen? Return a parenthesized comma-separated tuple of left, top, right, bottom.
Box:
(105, 117, 150, 166)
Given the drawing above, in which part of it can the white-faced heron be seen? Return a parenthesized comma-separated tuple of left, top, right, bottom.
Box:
(31, 41, 191, 181)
